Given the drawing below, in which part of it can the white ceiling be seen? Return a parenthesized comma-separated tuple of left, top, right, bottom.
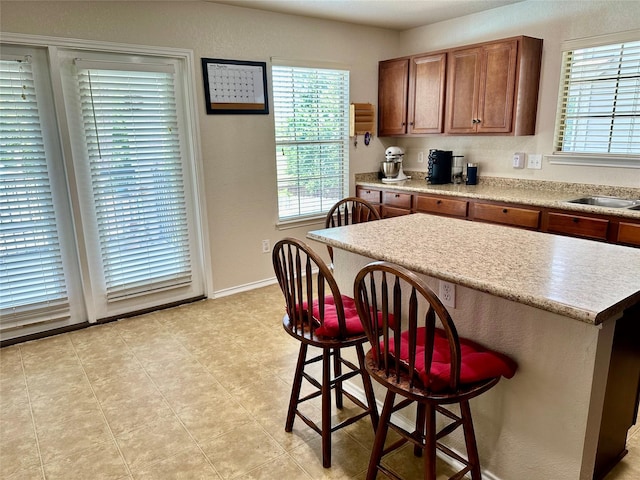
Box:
(208, 0, 525, 31)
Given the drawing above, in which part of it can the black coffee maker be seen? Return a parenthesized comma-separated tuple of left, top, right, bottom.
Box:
(426, 149, 452, 184)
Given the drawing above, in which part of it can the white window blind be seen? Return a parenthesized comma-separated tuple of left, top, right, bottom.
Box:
(272, 65, 349, 221)
(75, 63, 192, 300)
(0, 57, 70, 326)
(555, 39, 640, 156)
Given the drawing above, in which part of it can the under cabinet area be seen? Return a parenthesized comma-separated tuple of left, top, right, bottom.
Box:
(378, 35, 542, 137)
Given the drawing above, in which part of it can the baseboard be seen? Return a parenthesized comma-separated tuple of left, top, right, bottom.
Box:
(211, 276, 279, 298)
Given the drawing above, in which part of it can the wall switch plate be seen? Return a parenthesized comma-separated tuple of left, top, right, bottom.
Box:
(513, 152, 525, 169)
(527, 154, 542, 169)
(438, 280, 456, 309)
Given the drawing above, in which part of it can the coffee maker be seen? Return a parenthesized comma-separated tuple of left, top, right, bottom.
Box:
(426, 149, 452, 184)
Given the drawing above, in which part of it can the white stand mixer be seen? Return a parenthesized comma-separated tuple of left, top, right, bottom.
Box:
(381, 146, 408, 183)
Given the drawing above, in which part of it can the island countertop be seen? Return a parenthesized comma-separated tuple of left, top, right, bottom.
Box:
(307, 213, 640, 324)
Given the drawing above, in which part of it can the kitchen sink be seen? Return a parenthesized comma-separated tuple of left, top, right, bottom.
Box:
(566, 196, 640, 209)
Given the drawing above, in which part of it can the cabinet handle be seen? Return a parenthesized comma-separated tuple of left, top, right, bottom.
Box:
(572, 217, 580, 223)
(395, 194, 400, 198)
(409, 122, 414, 126)
(436, 200, 442, 205)
(503, 208, 508, 214)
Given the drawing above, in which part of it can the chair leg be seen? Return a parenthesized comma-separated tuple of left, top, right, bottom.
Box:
(356, 343, 379, 431)
(333, 347, 343, 409)
(414, 402, 426, 457)
(424, 404, 437, 480)
(322, 347, 332, 468)
(286, 343, 307, 432)
(460, 400, 482, 479)
(367, 390, 395, 480)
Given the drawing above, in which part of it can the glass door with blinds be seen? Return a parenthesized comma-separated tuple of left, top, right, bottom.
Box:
(0, 46, 85, 339)
(0, 42, 205, 341)
(57, 49, 205, 321)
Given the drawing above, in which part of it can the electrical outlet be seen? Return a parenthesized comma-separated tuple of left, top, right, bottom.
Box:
(438, 280, 456, 309)
(418, 151, 424, 163)
(261, 239, 270, 253)
(512, 152, 525, 169)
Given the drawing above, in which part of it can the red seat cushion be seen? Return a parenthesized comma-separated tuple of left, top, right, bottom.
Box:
(303, 295, 391, 338)
(389, 327, 517, 392)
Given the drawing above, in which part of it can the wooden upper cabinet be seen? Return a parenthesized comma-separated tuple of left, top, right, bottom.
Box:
(378, 53, 446, 136)
(378, 58, 410, 136)
(407, 53, 447, 134)
(445, 36, 542, 135)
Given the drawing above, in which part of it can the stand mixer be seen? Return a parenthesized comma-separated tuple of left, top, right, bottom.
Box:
(381, 146, 408, 183)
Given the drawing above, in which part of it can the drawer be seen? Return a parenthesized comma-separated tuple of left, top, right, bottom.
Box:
(473, 203, 540, 229)
(617, 222, 640, 246)
(415, 195, 468, 218)
(381, 206, 411, 218)
(383, 191, 412, 210)
(356, 187, 381, 204)
(546, 212, 609, 240)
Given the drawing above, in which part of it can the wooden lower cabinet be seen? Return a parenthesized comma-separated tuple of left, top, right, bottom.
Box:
(381, 191, 412, 218)
(472, 202, 540, 229)
(545, 212, 609, 241)
(357, 185, 640, 248)
(415, 194, 468, 218)
(618, 222, 640, 247)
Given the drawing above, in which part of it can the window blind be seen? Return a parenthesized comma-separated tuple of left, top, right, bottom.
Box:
(0, 57, 70, 327)
(272, 66, 349, 220)
(76, 65, 192, 300)
(555, 40, 640, 155)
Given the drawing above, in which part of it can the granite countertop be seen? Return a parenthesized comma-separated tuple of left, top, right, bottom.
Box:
(355, 172, 640, 219)
(308, 213, 640, 325)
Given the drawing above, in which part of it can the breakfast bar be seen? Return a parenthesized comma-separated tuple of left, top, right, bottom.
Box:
(307, 213, 640, 480)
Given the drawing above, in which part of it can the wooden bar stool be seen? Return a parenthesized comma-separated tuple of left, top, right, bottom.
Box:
(353, 261, 517, 480)
(324, 197, 380, 268)
(272, 237, 379, 468)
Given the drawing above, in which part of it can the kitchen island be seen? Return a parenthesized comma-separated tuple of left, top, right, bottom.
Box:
(307, 213, 640, 480)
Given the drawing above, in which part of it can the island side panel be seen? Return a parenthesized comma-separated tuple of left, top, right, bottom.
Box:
(333, 248, 615, 480)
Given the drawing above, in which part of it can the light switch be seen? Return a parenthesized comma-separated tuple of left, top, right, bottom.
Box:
(527, 154, 542, 169)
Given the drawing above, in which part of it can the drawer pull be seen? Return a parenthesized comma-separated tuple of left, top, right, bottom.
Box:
(436, 200, 442, 205)
(572, 217, 579, 223)
(395, 194, 400, 198)
(502, 209, 508, 214)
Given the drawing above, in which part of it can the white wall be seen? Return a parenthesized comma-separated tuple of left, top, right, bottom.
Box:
(396, 0, 640, 188)
(2, 0, 638, 295)
(0, 1, 398, 294)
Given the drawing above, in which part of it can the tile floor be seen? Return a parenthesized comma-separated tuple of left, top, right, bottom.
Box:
(1, 283, 639, 480)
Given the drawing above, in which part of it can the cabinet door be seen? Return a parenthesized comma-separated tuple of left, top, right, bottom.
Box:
(408, 53, 446, 134)
(473, 203, 540, 229)
(617, 222, 640, 246)
(546, 213, 609, 240)
(445, 47, 481, 134)
(477, 40, 518, 133)
(378, 59, 409, 136)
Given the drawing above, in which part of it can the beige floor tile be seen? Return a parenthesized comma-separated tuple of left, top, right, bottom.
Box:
(175, 396, 254, 443)
(3, 465, 45, 480)
(35, 410, 114, 465)
(0, 430, 41, 477)
(0, 402, 34, 441)
(238, 454, 313, 480)
(30, 384, 99, 429)
(130, 447, 221, 480)
(291, 430, 372, 480)
(199, 421, 286, 479)
(115, 413, 194, 470)
(42, 441, 129, 480)
(101, 391, 175, 436)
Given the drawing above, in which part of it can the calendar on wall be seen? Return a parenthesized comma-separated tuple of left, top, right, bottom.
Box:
(201, 58, 269, 114)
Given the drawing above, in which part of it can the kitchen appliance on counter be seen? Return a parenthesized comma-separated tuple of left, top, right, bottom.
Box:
(380, 146, 408, 183)
(426, 149, 452, 184)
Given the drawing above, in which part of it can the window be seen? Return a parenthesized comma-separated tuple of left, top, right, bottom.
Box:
(272, 64, 349, 221)
(0, 36, 205, 341)
(554, 33, 640, 163)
